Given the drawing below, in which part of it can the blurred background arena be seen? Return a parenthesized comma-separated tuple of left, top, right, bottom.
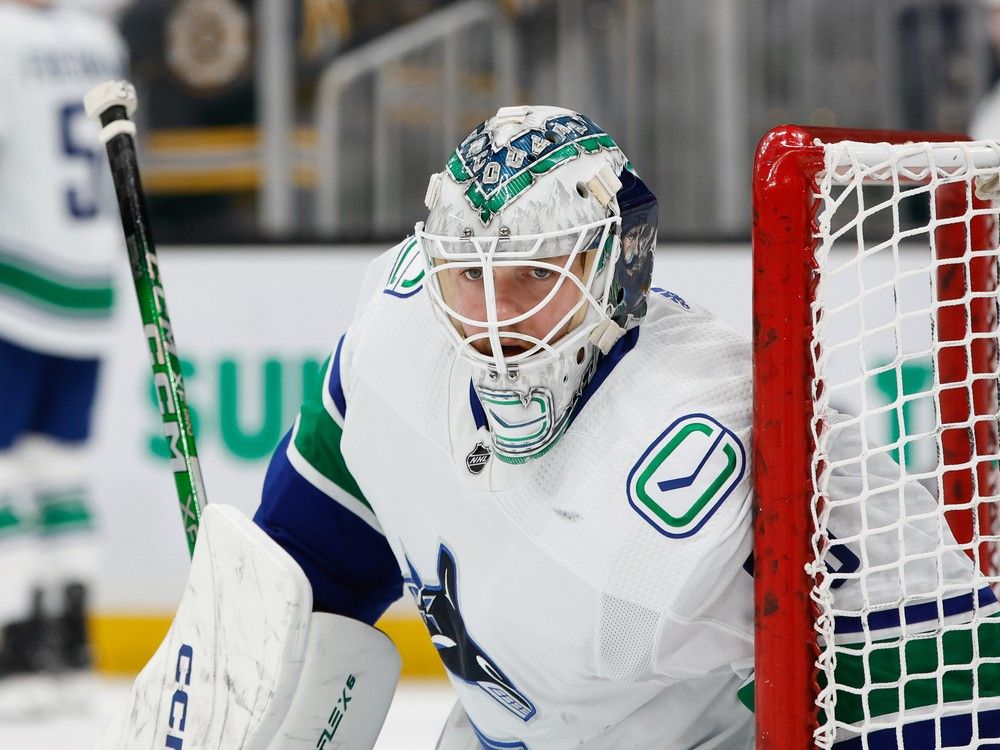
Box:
(7, 0, 1000, 746)
(128, 0, 995, 242)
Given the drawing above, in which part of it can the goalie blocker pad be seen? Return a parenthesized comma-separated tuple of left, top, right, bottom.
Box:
(97, 504, 401, 749)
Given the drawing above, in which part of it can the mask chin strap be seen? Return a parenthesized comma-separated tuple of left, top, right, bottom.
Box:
(588, 318, 626, 354)
(586, 165, 622, 207)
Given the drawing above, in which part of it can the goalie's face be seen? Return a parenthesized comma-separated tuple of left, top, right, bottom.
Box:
(441, 253, 587, 359)
(417, 219, 617, 374)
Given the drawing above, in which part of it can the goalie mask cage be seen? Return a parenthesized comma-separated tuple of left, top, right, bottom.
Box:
(752, 125, 1000, 749)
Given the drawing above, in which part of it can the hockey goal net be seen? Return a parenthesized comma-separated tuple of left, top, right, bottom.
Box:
(752, 126, 1000, 749)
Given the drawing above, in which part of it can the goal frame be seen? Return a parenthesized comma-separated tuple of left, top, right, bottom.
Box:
(751, 124, 998, 749)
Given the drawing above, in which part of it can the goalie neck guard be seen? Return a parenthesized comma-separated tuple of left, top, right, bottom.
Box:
(417, 105, 658, 463)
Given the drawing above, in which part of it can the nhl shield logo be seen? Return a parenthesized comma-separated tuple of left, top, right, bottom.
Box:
(466, 441, 491, 475)
(627, 413, 746, 538)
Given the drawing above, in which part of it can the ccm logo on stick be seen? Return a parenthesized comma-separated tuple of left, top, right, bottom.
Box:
(165, 644, 194, 749)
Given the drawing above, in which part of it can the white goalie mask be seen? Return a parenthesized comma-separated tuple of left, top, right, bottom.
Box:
(417, 105, 658, 463)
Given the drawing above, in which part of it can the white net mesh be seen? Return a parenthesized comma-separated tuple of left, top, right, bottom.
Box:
(810, 139, 1000, 748)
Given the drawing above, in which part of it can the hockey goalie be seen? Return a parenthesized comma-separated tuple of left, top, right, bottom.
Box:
(98, 106, 1000, 749)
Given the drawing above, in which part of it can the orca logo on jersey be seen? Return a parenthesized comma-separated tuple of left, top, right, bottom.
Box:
(627, 413, 747, 538)
(404, 546, 536, 721)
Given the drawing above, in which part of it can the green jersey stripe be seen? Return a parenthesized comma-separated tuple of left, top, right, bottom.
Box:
(0, 251, 113, 314)
(0, 503, 26, 536)
(736, 613, 1000, 724)
(287, 416, 382, 534)
(37, 491, 94, 535)
(826, 613, 1000, 725)
(292, 402, 371, 511)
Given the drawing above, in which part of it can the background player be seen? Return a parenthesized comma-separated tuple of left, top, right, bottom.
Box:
(0, 0, 127, 718)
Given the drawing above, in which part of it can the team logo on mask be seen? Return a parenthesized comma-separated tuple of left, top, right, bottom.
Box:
(627, 413, 746, 538)
(447, 113, 619, 225)
(478, 387, 557, 459)
(466, 441, 491, 475)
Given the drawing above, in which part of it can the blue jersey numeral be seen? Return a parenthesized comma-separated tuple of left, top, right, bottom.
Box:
(59, 101, 102, 220)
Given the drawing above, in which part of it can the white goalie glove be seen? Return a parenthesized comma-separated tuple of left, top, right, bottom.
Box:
(97, 504, 401, 749)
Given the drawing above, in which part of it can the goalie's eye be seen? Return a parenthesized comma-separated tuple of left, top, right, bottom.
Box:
(529, 267, 554, 280)
(462, 268, 484, 281)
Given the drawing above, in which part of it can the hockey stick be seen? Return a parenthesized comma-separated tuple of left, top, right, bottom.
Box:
(84, 80, 206, 557)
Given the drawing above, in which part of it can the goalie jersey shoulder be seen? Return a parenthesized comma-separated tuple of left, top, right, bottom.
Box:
(519, 294, 754, 616)
(619, 292, 751, 485)
(569, 290, 752, 469)
(346, 238, 433, 354)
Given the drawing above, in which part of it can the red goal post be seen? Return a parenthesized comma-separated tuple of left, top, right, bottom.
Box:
(752, 125, 1000, 749)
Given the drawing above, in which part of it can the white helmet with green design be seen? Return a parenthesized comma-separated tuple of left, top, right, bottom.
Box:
(416, 105, 658, 463)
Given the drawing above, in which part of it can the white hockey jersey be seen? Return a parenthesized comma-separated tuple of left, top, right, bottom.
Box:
(256, 239, 1000, 749)
(265, 241, 756, 749)
(0, 3, 126, 356)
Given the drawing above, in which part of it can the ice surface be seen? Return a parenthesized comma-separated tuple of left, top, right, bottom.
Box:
(0, 677, 456, 749)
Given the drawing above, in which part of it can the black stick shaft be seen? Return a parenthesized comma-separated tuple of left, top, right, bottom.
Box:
(94, 94, 206, 556)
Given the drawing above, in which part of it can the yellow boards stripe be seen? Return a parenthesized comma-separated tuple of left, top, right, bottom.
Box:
(90, 613, 446, 678)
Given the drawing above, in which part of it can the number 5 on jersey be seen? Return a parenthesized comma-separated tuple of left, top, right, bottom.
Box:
(60, 101, 105, 219)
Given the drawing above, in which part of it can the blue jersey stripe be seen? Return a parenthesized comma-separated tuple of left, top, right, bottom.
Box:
(650, 287, 691, 310)
(254, 431, 402, 624)
(833, 708, 1000, 749)
(470, 379, 488, 430)
(834, 586, 998, 635)
(328, 334, 348, 419)
(569, 326, 640, 426)
(470, 720, 529, 750)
